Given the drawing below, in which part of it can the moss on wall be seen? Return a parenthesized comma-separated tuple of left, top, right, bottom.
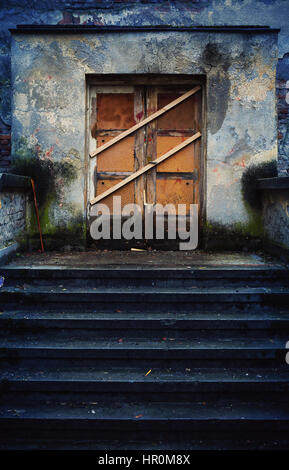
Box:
(11, 137, 77, 206)
(203, 220, 264, 251)
(241, 160, 277, 211)
(10, 137, 84, 249)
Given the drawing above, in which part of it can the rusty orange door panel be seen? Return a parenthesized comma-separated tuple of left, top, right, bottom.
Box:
(96, 179, 135, 213)
(156, 178, 195, 213)
(91, 85, 202, 221)
(97, 93, 135, 129)
(156, 138, 197, 173)
(96, 135, 135, 172)
(153, 87, 201, 214)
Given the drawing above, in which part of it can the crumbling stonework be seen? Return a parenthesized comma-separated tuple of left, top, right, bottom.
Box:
(262, 187, 289, 249)
(0, 0, 288, 248)
(9, 28, 278, 243)
(0, 191, 27, 248)
(1, 0, 289, 176)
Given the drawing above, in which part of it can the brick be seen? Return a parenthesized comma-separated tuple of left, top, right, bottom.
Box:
(0, 135, 11, 140)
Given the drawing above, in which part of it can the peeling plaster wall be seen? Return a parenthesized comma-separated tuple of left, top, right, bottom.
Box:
(11, 30, 278, 234)
(1, 0, 289, 177)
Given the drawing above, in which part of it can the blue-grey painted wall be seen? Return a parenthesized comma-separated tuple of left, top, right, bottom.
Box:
(1, 0, 289, 174)
(0, 0, 288, 246)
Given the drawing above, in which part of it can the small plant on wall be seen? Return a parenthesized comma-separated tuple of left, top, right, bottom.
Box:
(241, 160, 277, 211)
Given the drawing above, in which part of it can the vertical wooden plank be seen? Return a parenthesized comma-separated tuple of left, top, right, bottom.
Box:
(90, 90, 98, 199)
(146, 86, 157, 204)
(192, 90, 202, 212)
(134, 86, 146, 209)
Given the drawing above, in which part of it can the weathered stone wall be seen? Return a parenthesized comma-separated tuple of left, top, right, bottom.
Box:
(0, 190, 27, 249)
(261, 187, 289, 250)
(10, 29, 278, 242)
(1, 0, 289, 176)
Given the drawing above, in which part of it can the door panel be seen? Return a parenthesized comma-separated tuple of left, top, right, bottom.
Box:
(96, 93, 135, 129)
(156, 138, 196, 172)
(153, 87, 202, 214)
(157, 92, 199, 130)
(90, 83, 202, 232)
(96, 136, 135, 172)
(94, 89, 139, 211)
(156, 178, 195, 213)
(97, 180, 135, 213)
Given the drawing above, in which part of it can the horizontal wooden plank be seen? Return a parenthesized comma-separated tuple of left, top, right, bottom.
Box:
(96, 172, 133, 180)
(157, 171, 198, 180)
(90, 132, 201, 205)
(90, 86, 201, 158)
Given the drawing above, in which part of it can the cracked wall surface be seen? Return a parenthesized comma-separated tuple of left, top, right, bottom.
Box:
(10, 29, 278, 235)
(0, 1, 289, 174)
(0, 190, 27, 248)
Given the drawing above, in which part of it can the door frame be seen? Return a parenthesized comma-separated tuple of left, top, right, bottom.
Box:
(85, 74, 207, 247)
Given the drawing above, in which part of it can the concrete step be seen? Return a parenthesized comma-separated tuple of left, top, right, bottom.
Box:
(1, 262, 288, 450)
(1, 399, 289, 433)
(2, 266, 289, 288)
(0, 336, 286, 360)
(1, 437, 289, 450)
(0, 326, 287, 341)
(2, 310, 289, 330)
(1, 367, 288, 393)
(1, 287, 289, 312)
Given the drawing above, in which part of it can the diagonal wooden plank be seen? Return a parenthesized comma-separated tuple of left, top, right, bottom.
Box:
(90, 132, 201, 205)
(89, 85, 201, 158)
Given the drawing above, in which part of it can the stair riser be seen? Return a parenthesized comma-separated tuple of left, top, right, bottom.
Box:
(2, 391, 288, 403)
(1, 419, 289, 432)
(2, 319, 289, 330)
(1, 438, 289, 450)
(1, 358, 285, 369)
(1, 348, 286, 361)
(1, 292, 289, 303)
(2, 268, 287, 281)
(2, 305, 289, 315)
(1, 329, 288, 341)
(2, 382, 289, 394)
(4, 278, 289, 289)
(0, 429, 288, 450)
(1, 299, 289, 314)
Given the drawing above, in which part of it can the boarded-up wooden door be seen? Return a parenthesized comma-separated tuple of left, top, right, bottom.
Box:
(89, 83, 202, 238)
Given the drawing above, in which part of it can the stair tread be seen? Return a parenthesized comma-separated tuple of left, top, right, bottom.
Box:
(1, 399, 289, 420)
(2, 286, 289, 294)
(0, 336, 286, 348)
(1, 367, 288, 382)
(2, 438, 289, 450)
(3, 265, 287, 272)
(2, 311, 289, 321)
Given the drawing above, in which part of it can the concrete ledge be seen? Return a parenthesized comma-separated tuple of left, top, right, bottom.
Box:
(10, 25, 280, 34)
(0, 173, 31, 192)
(257, 176, 289, 190)
(263, 241, 289, 265)
(0, 243, 19, 266)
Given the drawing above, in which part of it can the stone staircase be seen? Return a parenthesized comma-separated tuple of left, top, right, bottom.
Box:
(0, 265, 289, 450)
